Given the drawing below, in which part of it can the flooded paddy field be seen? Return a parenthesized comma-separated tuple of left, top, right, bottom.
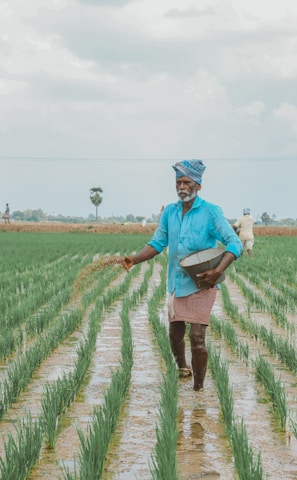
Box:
(0, 230, 296, 479)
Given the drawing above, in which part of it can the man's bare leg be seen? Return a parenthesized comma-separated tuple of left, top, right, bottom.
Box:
(190, 324, 208, 390)
(169, 321, 189, 370)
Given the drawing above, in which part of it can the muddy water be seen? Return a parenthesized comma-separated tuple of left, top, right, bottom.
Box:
(103, 301, 165, 478)
(1, 265, 297, 479)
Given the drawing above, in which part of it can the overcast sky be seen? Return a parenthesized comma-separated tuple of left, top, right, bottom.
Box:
(0, 0, 296, 221)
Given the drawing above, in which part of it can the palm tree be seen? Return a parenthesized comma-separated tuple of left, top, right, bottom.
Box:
(90, 187, 103, 221)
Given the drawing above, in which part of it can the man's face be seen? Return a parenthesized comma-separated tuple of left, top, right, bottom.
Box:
(176, 176, 201, 202)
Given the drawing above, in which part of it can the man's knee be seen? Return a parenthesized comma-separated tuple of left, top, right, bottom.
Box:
(189, 324, 206, 349)
(169, 321, 186, 342)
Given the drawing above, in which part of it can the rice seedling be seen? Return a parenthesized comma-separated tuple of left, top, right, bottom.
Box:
(230, 419, 265, 480)
(41, 266, 139, 448)
(208, 343, 266, 479)
(149, 369, 179, 480)
(254, 355, 287, 430)
(231, 272, 294, 333)
(62, 259, 153, 479)
(220, 283, 259, 339)
(208, 344, 234, 430)
(229, 273, 267, 313)
(258, 327, 297, 374)
(210, 314, 250, 364)
(220, 283, 297, 374)
(63, 317, 133, 478)
(0, 307, 84, 417)
(289, 414, 297, 439)
(0, 414, 43, 480)
(147, 259, 179, 480)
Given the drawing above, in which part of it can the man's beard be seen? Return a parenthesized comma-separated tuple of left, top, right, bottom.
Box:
(177, 190, 197, 203)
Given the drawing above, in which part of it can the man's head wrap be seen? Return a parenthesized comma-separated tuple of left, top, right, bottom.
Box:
(172, 159, 206, 184)
(243, 208, 250, 215)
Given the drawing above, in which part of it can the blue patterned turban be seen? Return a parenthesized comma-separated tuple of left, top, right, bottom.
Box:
(172, 159, 206, 184)
(243, 208, 250, 215)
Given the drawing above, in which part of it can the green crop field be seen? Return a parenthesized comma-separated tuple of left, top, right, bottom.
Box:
(0, 231, 296, 479)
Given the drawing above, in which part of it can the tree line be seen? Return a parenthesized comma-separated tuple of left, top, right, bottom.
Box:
(1, 187, 296, 226)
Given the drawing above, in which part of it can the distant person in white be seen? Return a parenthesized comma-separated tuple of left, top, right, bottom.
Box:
(3, 203, 10, 224)
(233, 208, 254, 257)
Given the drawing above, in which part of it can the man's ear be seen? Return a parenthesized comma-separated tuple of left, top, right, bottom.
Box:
(196, 183, 202, 191)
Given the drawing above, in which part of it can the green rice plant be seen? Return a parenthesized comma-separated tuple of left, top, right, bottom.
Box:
(208, 344, 234, 430)
(230, 419, 265, 480)
(289, 414, 297, 439)
(147, 259, 179, 480)
(77, 368, 130, 480)
(220, 281, 297, 419)
(0, 327, 23, 361)
(62, 258, 154, 479)
(210, 314, 223, 337)
(0, 307, 84, 417)
(41, 375, 78, 448)
(63, 316, 133, 478)
(42, 284, 119, 447)
(149, 368, 179, 480)
(25, 287, 70, 336)
(0, 414, 43, 480)
(231, 274, 267, 313)
(231, 271, 294, 333)
(231, 237, 297, 317)
(0, 257, 81, 335)
(208, 343, 266, 480)
(254, 355, 287, 430)
(258, 326, 297, 374)
(238, 341, 250, 364)
(42, 272, 133, 448)
(220, 283, 297, 375)
(220, 284, 259, 339)
(210, 314, 250, 364)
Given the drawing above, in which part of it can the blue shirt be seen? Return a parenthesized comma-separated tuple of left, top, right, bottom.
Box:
(148, 195, 242, 297)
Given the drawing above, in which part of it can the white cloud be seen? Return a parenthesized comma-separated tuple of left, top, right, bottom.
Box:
(183, 71, 231, 119)
(235, 101, 266, 118)
(0, 79, 26, 95)
(273, 102, 297, 132)
(165, 6, 215, 18)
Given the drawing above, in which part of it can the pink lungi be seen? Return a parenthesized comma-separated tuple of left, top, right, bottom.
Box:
(168, 288, 217, 325)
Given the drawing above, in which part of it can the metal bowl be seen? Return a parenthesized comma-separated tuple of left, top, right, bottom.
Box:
(180, 248, 225, 286)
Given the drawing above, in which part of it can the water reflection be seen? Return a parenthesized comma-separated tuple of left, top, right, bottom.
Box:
(177, 406, 208, 477)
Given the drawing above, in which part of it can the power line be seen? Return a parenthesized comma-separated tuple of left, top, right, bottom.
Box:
(0, 155, 296, 163)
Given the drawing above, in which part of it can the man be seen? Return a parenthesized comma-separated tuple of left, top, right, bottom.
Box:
(233, 208, 254, 257)
(4, 203, 10, 224)
(122, 160, 242, 391)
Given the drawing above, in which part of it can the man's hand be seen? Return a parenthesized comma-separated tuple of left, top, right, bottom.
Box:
(121, 246, 159, 272)
(122, 256, 134, 272)
(196, 269, 222, 290)
(195, 252, 236, 289)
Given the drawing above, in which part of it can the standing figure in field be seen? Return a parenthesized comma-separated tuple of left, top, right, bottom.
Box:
(122, 159, 242, 391)
(3, 203, 10, 224)
(233, 208, 254, 257)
